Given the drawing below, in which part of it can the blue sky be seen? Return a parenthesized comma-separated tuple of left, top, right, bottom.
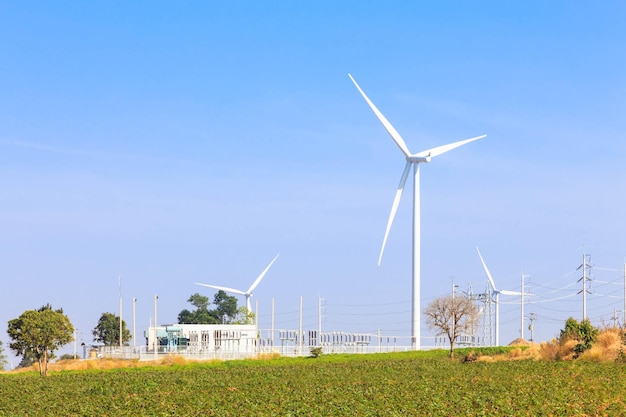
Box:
(1, 2, 625, 363)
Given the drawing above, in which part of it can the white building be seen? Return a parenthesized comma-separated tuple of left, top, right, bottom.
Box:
(145, 323, 258, 359)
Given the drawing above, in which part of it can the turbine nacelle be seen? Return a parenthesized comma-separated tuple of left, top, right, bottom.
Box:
(407, 155, 431, 163)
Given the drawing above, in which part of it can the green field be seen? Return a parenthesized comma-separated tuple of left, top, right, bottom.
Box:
(1, 350, 625, 416)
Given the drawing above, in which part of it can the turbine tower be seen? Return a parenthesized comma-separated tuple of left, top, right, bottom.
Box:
(196, 254, 279, 313)
(476, 247, 521, 346)
(349, 73, 486, 349)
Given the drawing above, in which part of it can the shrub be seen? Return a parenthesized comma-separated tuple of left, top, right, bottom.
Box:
(559, 318, 598, 358)
(309, 347, 323, 358)
(461, 350, 478, 363)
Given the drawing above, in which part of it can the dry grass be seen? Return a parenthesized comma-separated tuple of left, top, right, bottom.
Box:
(580, 328, 623, 362)
(535, 327, 626, 362)
(35, 355, 217, 372)
(475, 344, 542, 362)
(474, 328, 626, 362)
(9, 353, 283, 374)
(251, 352, 281, 361)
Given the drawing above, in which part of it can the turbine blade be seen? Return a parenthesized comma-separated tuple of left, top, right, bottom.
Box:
(378, 162, 411, 265)
(348, 73, 412, 158)
(195, 283, 246, 296)
(476, 247, 498, 291)
(415, 135, 486, 158)
(499, 290, 523, 296)
(247, 253, 280, 294)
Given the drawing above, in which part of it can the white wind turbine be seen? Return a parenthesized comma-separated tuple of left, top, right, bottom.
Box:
(196, 254, 279, 313)
(349, 73, 486, 349)
(476, 247, 521, 346)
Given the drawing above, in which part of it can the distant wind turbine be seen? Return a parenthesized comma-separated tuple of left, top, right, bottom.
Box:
(476, 247, 522, 346)
(196, 254, 279, 313)
(349, 73, 486, 349)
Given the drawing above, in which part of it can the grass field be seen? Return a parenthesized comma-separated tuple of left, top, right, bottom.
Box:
(1, 349, 625, 416)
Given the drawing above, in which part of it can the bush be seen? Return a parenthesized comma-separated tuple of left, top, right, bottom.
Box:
(461, 351, 478, 363)
(559, 318, 598, 358)
(309, 347, 323, 358)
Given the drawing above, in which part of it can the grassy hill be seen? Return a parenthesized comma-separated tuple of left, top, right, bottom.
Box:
(2, 349, 626, 416)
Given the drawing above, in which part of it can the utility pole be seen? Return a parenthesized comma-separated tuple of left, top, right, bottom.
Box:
(132, 297, 137, 349)
(520, 273, 531, 339)
(271, 298, 275, 347)
(318, 296, 326, 347)
(451, 277, 458, 347)
(299, 296, 303, 355)
(528, 313, 536, 343)
(119, 276, 123, 349)
(74, 329, 78, 359)
(153, 294, 158, 361)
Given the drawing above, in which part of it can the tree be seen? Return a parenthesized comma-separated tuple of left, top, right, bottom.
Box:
(17, 351, 37, 369)
(7, 304, 74, 376)
(212, 290, 238, 323)
(559, 317, 598, 358)
(178, 291, 240, 324)
(92, 312, 132, 346)
(425, 295, 478, 358)
(232, 306, 255, 324)
(0, 340, 7, 370)
(178, 293, 218, 324)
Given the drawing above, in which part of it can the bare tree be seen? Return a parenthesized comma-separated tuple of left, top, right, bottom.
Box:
(425, 295, 478, 358)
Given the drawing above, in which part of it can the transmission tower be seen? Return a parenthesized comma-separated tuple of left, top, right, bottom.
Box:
(466, 282, 494, 346)
(577, 253, 593, 320)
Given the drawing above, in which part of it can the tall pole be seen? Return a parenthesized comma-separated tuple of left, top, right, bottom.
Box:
(132, 297, 137, 348)
(528, 313, 536, 342)
(495, 293, 500, 346)
(582, 253, 587, 321)
(519, 272, 524, 339)
(153, 294, 158, 361)
(623, 262, 625, 326)
(271, 298, 275, 347)
(412, 163, 421, 350)
(119, 276, 123, 349)
(451, 278, 457, 348)
(299, 296, 303, 354)
(318, 296, 322, 347)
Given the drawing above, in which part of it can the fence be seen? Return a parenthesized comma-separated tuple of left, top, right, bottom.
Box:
(94, 329, 453, 361)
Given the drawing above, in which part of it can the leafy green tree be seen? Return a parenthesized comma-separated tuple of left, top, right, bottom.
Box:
(212, 290, 238, 323)
(58, 353, 77, 361)
(559, 317, 598, 358)
(188, 293, 209, 310)
(17, 351, 37, 369)
(178, 293, 218, 324)
(92, 312, 132, 346)
(232, 306, 255, 324)
(178, 291, 240, 324)
(0, 340, 8, 370)
(7, 304, 74, 376)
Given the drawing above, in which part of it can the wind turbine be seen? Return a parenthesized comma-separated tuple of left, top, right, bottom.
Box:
(196, 254, 279, 313)
(349, 73, 486, 349)
(476, 247, 521, 346)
